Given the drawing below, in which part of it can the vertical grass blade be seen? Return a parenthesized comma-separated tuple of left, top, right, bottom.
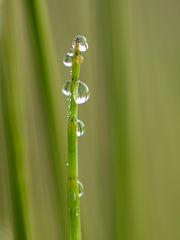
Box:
(0, 1, 31, 240)
(23, 0, 67, 238)
(95, 0, 131, 239)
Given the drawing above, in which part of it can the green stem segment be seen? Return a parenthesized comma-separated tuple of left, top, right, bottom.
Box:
(67, 49, 82, 240)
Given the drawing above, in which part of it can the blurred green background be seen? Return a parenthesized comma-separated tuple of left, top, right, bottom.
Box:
(0, 0, 180, 240)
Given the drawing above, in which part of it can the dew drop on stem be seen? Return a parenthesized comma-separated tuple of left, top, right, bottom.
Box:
(72, 35, 88, 52)
(62, 80, 71, 96)
(67, 48, 74, 56)
(73, 81, 90, 104)
(63, 55, 72, 67)
(77, 120, 85, 137)
(78, 180, 84, 198)
(75, 208, 79, 217)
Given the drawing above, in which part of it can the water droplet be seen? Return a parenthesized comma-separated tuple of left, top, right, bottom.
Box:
(72, 35, 88, 52)
(63, 55, 72, 67)
(75, 208, 79, 217)
(67, 48, 74, 56)
(66, 162, 69, 167)
(77, 120, 85, 137)
(73, 81, 90, 104)
(78, 180, 84, 198)
(62, 80, 71, 96)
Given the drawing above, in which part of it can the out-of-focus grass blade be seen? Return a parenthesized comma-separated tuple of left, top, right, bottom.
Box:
(95, 0, 131, 239)
(0, 2, 31, 240)
(23, 0, 67, 239)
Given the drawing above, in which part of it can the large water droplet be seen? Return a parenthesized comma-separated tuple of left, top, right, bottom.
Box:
(72, 35, 88, 52)
(62, 80, 71, 96)
(67, 48, 74, 56)
(63, 55, 72, 67)
(77, 120, 85, 137)
(78, 180, 84, 198)
(73, 81, 90, 104)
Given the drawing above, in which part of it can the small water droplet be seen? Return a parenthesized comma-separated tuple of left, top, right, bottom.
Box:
(72, 35, 88, 52)
(63, 55, 72, 67)
(67, 48, 74, 56)
(66, 162, 69, 167)
(73, 81, 90, 104)
(77, 120, 85, 137)
(75, 208, 79, 217)
(78, 180, 84, 198)
(62, 80, 71, 96)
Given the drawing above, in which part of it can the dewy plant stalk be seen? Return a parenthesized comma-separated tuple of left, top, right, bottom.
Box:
(62, 35, 90, 240)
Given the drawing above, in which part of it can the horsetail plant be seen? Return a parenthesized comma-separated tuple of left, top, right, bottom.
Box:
(62, 35, 90, 240)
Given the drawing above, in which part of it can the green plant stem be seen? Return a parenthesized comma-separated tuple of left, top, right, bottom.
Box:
(67, 50, 81, 240)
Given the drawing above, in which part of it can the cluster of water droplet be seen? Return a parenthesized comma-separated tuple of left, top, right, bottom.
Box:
(62, 35, 90, 138)
(63, 35, 88, 67)
(62, 35, 89, 203)
(62, 80, 90, 106)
